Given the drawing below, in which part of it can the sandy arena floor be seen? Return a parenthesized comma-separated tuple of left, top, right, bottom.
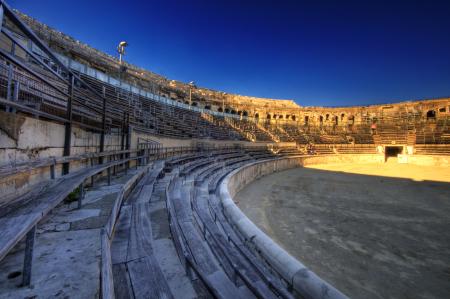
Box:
(235, 160, 450, 299)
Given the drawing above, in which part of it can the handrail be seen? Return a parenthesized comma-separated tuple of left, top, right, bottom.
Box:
(0, 145, 250, 179)
(0, 149, 137, 178)
(1, 1, 109, 105)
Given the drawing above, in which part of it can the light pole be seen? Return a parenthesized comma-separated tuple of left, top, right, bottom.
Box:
(117, 41, 128, 81)
(117, 41, 128, 64)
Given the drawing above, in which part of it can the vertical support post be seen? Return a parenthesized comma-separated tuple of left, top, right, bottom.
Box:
(107, 167, 111, 186)
(126, 114, 131, 171)
(99, 86, 106, 164)
(6, 63, 12, 100)
(5, 63, 12, 112)
(50, 164, 55, 179)
(90, 159, 95, 187)
(10, 80, 19, 113)
(22, 226, 36, 287)
(120, 112, 126, 159)
(78, 184, 84, 209)
(62, 74, 74, 175)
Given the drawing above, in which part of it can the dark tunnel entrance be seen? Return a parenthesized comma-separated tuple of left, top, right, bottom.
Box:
(385, 146, 403, 161)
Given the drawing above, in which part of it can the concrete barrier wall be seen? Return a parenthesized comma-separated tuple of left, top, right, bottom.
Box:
(0, 111, 122, 167)
(0, 112, 124, 202)
(0, 112, 279, 204)
(398, 154, 450, 167)
(220, 154, 384, 299)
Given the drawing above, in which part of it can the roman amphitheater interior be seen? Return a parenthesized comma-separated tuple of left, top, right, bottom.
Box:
(0, 2, 449, 299)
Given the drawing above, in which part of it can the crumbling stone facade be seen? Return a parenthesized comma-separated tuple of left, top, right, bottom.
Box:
(9, 11, 450, 125)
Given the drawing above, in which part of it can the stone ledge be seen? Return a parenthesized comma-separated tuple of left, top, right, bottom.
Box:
(219, 154, 384, 299)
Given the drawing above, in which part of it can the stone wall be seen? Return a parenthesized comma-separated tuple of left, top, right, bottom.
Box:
(0, 111, 122, 167)
(0, 111, 122, 202)
(226, 154, 384, 198)
(398, 154, 450, 166)
(0, 112, 278, 203)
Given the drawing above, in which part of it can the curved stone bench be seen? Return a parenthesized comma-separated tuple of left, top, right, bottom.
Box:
(218, 154, 384, 299)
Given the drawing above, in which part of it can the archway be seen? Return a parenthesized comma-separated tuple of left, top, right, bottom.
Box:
(426, 110, 436, 119)
(348, 115, 355, 125)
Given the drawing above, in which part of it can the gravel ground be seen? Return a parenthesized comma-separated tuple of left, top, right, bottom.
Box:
(235, 161, 450, 299)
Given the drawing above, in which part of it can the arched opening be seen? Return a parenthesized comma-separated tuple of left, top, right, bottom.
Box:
(243, 111, 248, 117)
(225, 108, 230, 113)
(326, 114, 329, 121)
(348, 115, 355, 125)
(237, 111, 242, 116)
(292, 115, 296, 121)
(267, 114, 271, 119)
(191, 102, 198, 107)
(335, 116, 339, 125)
(305, 116, 309, 125)
(218, 107, 223, 112)
(231, 109, 237, 114)
(320, 115, 324, 123)
(279, 115, 284, 119)
(426, 110, 436, 119)
(204, 105, 211, 110)
(254, 113, 259, 118)
(273, 114, 278, 119)
(286, 114, 290, 120)
(341, 113, 345, 121)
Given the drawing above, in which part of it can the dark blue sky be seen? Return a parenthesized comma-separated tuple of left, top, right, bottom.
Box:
(10, 0, 450, 106)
